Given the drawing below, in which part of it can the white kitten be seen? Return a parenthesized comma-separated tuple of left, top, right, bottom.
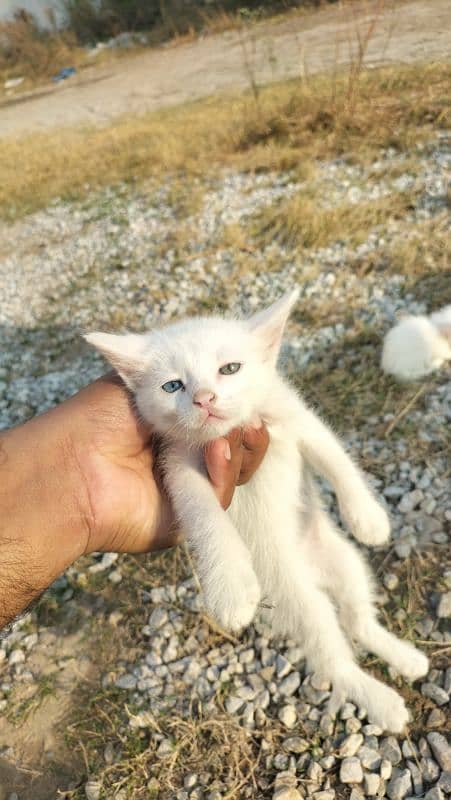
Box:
(381, 305, 451, 381)
(86, 292, 428, 733)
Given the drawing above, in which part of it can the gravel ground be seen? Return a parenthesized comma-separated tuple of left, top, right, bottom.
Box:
(0, 136, 449, 798)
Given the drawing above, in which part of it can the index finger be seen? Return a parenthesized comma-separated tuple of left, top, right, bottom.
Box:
(237, 424, 269, 485)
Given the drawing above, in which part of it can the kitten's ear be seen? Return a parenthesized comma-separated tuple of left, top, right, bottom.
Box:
(248, 290, 299, 363)
(84, 332, 150, 391)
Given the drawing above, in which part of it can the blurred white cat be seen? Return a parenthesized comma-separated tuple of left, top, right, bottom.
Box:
(86, 292, 428, 732)
(381, 305, 451, 381)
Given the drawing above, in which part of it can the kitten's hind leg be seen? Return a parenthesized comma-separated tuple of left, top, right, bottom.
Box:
(311, 511, 429, 682)
(274, 558, 410, 733)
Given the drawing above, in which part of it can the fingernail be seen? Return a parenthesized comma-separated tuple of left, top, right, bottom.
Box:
(223, 440, 232, 461)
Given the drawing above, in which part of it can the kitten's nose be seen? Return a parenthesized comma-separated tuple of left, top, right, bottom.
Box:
(193, 389, 216, 407)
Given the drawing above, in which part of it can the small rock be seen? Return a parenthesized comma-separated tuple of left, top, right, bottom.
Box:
(421, 683, 449, 706)
(386, 770, 412, 800)
(437, 772, 451, 793)
(426, 708, 447, 727)
(427, 732, 451, 771)
(340, 757, 363, 784)
(115, 674, 136, 690)
(380, 759, 392, 780)
(276, 655, 293, 678)
(103, 742, 115, 764)
(156, 738, 173, 757)
(383, 573, 399, 591)
(283, 737, 309, 754)
(279, 672, 301, 697)
(340, 702, 356, 719)
(85, 780, 102, 800)
(278, 705, 297, 729)
(273, 771, 302, 800)
(8, 650, 25, 667)
(225, 695, 245, 714)
(398, 489, 423, 513)
(421, 757, 440, 783)
(363, 773, 380, 796)
(184, 773, 198, 790)
(349, 789, 364, 800)
(437, 592, 451, 618)
(312, 793, 335, 800)
(148, 607, 169, 631)
(338, 733, 364, 758)
(424, 788, 444, 800)
(358, 746, 381, 770)
(380, 737, 402, 765)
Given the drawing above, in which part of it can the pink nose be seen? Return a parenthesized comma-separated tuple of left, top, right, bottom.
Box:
(193, 390, 216, 407)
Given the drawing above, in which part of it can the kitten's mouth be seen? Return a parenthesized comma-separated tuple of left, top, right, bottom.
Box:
(200, 409, 226, 424)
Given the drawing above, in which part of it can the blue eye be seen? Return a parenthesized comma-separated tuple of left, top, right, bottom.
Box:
(162, 379, 184, 393)
(219, 363, 241, 375)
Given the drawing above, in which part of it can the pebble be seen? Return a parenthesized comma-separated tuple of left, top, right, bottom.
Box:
(380, 737, 402, 765)
(421, 683, 449, 705)
(338, 734, 364, 758)
(358, 747, 382, 770)
(383, 573, 399, 591)
(386, 770, 412, 800)
(84, 780, 102, 800)
(279, 672, 301, 697)
(278, 705, 297, 729)
(339, 758, 363, 784)
(115, 674, 137, 690)
(363, 773, 380, 795)
(427, 708, 447, 728)
(380, 760, 393, 780)
(427, 732, 451, 771)
(148, 608, 169, 631)
(438, 772, 451, 793)
(424, 789, 444, 800)
(437, 592, 451, 618)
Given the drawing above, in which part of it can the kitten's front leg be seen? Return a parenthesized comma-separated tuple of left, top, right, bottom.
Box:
(164, 445, 261, 632)
(296, 404, 390, 545)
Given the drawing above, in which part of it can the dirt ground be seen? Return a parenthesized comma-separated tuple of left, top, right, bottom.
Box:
(0, 0, 450, 139)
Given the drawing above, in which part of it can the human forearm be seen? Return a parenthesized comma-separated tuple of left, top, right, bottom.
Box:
(0, 412, 90, 628)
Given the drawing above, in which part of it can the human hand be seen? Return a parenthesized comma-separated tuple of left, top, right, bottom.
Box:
(69, 374, 269, 555)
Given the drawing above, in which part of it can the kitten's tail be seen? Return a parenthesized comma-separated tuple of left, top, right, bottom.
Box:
(381, 305, 451, 381)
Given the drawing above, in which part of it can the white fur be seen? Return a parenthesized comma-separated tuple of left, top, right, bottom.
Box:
(86, 291, 428, 733)
(381, 305, 451, 381)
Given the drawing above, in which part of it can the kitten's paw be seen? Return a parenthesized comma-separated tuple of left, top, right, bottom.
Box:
(388, 641, 429, 682)
(204, 561, 261, 633)
(340, 495, 390, 546)
(329, 670, 409, 733)
(366, 685, 410, 734)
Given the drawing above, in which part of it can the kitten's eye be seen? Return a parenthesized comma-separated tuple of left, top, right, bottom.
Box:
(162, 379, 184, 393)
(219, 363, 241, 375)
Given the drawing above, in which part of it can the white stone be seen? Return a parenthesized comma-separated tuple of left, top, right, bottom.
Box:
(340, 758, 363, 784)
(278, 705, 297, 729)
(363, 773, 380, 796)
(338, 733, 364, 758)
(386, 770, 412, 800)
(437, 591, 451, 618)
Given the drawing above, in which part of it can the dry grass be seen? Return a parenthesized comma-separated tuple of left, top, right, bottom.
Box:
(0, 60, 448, 220)
(248, 189, 416, 250)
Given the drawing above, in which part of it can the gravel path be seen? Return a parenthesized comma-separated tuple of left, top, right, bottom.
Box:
(0, 139, 450, 797)
(1, 0, 451, 139)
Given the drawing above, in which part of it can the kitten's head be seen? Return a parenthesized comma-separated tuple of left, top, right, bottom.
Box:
(85, 290, 298, 443)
